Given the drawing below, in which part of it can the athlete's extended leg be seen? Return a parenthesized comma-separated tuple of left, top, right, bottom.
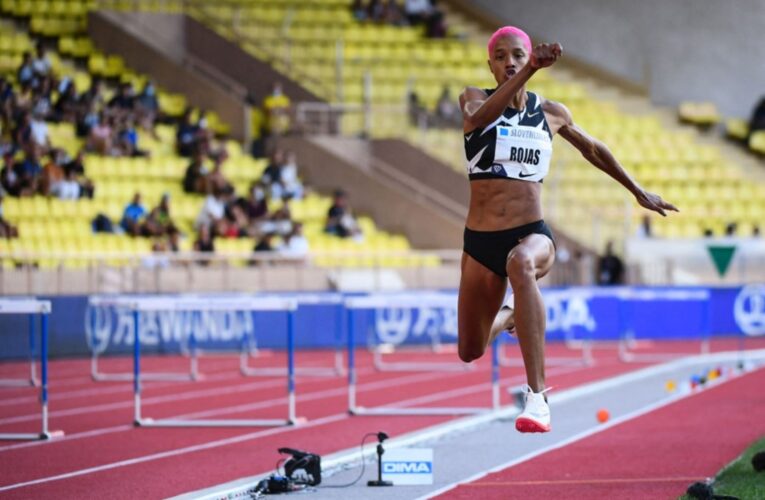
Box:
(505, 234, 555, 392)
(457, 252, 507, 363)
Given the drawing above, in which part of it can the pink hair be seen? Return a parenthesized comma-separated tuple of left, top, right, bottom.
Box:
(487, 26, 532, 56)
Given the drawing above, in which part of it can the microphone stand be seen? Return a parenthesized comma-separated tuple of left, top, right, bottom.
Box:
(367, 433, 393, 487)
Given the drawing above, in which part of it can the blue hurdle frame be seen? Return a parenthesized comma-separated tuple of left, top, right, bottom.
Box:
(0, 299, 63, 441)
(345, 295, 507, 417)
(123, 296, 302, 428)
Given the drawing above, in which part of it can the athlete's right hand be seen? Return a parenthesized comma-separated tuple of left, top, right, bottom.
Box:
(529, 43, 562, 69)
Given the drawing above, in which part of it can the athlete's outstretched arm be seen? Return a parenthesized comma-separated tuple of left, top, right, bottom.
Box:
(549, 101, 679, 216)
(460, 43, 562, 132)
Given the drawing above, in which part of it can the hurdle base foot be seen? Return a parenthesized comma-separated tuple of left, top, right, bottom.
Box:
(40, 430, 64, 440)
(134, 418, 153, 427)
(288, 417, 308, 426)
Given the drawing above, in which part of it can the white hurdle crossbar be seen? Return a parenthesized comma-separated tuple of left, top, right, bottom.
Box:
(0, 299, 63, 441)
(240, 294, 345, 378)
(346, 294, 505, 416)
(115, 296, 302, 428)
(618, 288, 711, 363)
(87, 295, 200, 382)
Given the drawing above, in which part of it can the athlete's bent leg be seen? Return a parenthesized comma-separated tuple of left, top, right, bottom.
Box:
(505, 234, 555, 392)
(457, 252, 506, 363)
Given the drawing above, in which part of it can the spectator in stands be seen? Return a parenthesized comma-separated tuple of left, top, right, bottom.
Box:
(425, 0, 447, 38)
(87, 111, 113, 155)
(404, 0, 431, 25)
(78, 77, 105, 117)
(282, 222, 309, 258)
(13, 147, 43, 196)
(325, 189, 362, 239)
(263, 82, 291, 137)
(116, 117, 148, 157)
(31, 79, 52, 120)
(29, 110, 51, 151)
(31, 43, 52, 83)
(382, 0, 406, 25)
(207, 152, 232, 193)
(262, 148, 285, 196)
(247, 92, 266, 158)
(0, 77, 14, 128)
(280, 150, 304, 200)
(17, 52, 35, 88)
(241, 181, 269, 229)
(351, 0, 367, 21)
(435, 85, 459, 127)
(135, 81, 159, 137)
(725, 222, 738, 236)
(195, 186, 227, 234)
(143, 193, 176, 238)
(635, 215, 652, 238)
(183, 148, 209, 194)
(193, 224, 215, 265)
(108, 82, 135, 116)
(221, 202, 250, 238)
(64, 149, 94, 198)
(596, 241, 624, 285)
(41, 148, 65, 196)
(53, 79, 79, 123)
(52, 168, 81, 200)
(121, 192, 147, 236)
(1, 153, 20, 197)
(254, 232, 276, 253)
(753, 225, 761, 237)
(408, 89, 427, 127)
(75, 100, 99, 138)
(367, 0, 384, 21)
(13, 111, 33, 151)
(0, 193, 18, 239)
(748, 96, 765, 142)
(176, 107, 199, 157)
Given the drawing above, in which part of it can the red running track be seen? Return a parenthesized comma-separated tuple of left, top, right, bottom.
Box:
(440, 363, 765, 499)
(0, 338, 763, 499)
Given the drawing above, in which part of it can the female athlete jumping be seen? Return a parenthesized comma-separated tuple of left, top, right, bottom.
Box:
(457, 26, 677, 433)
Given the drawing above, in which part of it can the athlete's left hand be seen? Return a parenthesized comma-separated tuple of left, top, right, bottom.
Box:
(635, 190, 679, 217)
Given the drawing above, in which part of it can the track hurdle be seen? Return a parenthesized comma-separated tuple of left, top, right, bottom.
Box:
(346, 293, 506, 416)
(497, 289, 595, 368)
(0, 299, 63, 440)
(0, 303, 38, 387)
(365, 292, 472, 372)
(618, 288, 711, 363)
(87, 295, 201, 382)
(113, 296, 301, 428)
(240, 293, 345, 378)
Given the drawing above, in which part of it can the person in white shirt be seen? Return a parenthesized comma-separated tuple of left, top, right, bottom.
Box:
(52, 170, 81, 200)
(195, 187, 226, 232)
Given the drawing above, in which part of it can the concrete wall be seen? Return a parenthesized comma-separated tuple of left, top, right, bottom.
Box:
(463, 0, 765, 118)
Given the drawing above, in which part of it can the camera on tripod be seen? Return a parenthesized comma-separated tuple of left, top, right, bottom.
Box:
(278, 447, 322, 486)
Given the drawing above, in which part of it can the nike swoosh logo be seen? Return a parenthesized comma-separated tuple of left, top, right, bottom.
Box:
(518, 172, 536, 178)
(526, 111, 540, 118)
(465, 133, 473, 141)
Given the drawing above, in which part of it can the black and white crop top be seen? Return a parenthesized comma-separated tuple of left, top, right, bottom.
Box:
(464, 90, 553, 183)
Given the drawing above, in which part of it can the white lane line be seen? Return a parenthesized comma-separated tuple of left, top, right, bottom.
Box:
(0, 363, 569, 490)
(0, 361, 534, 453)
(0, 413, 350, 493)
(417, 355, 765, 499)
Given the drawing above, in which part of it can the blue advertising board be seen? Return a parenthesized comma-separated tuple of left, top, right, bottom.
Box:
(1, 286, 764, 360)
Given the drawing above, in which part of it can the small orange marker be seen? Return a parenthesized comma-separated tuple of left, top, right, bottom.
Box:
(596, 409, 610, 423)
